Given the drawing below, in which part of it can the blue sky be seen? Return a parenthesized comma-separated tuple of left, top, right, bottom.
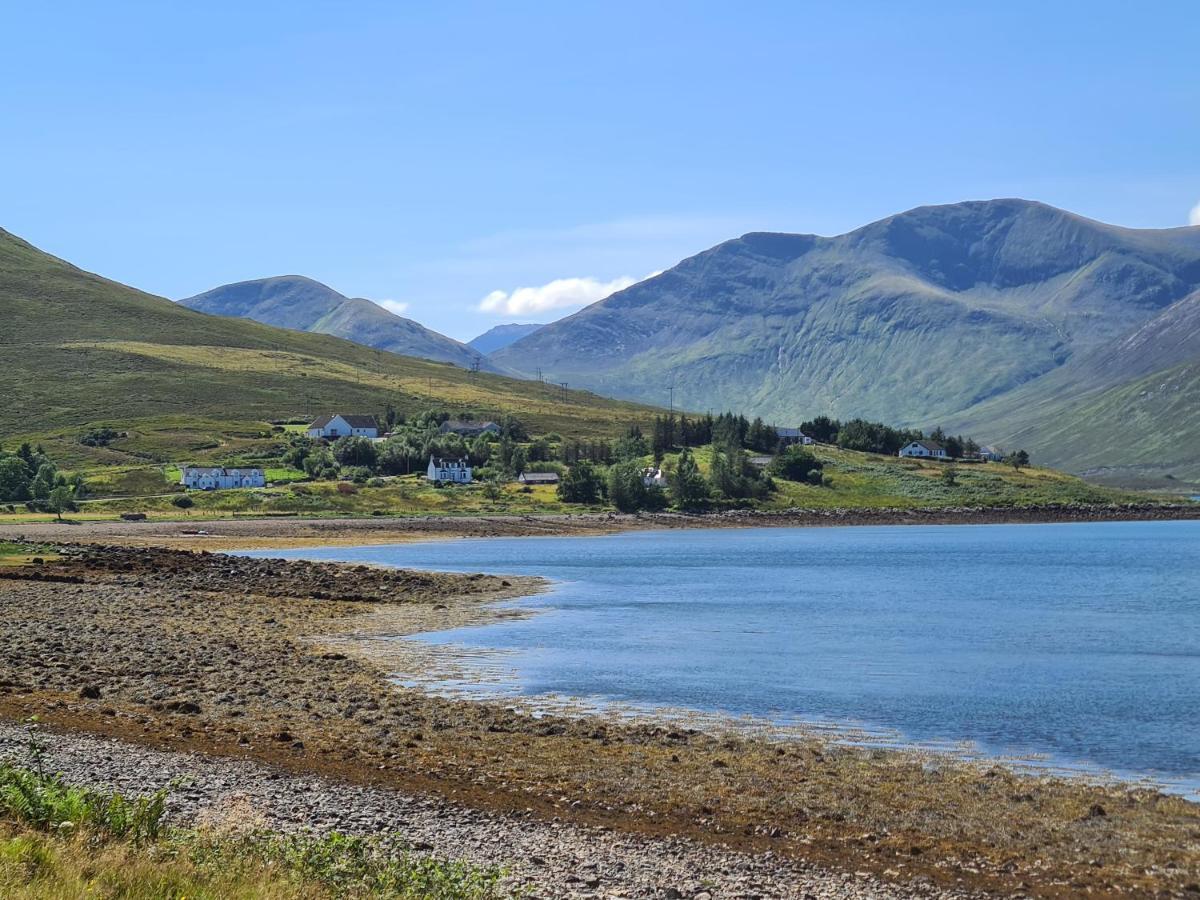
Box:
(3, 1, 1198, 340)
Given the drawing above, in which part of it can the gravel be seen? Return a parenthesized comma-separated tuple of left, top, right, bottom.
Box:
(0, 722, 989, 900)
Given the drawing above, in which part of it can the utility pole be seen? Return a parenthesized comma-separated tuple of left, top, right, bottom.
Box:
(668, 384, 675, 415)
(560, 382, 568, 403)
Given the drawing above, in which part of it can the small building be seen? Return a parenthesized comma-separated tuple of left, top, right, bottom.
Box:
(898, 440, 948, 459)
(642, 466, 668, 488)
(748, 455, 773, 469)
(775, 427, 814, 446)
(181, 466, 265, 491)
(427, 456, 473, 484)
(438, 420, 501, 437)
(518, 471, 559, 485)
(977, 445, 1005, 462)
(307, 414, 379, 440)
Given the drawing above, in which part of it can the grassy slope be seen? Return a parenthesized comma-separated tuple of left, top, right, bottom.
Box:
(0, 443, 1147, 525)
(0, 228, 661, 447)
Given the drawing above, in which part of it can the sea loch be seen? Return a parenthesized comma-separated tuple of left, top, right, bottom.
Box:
(253, 520, 1200, 793)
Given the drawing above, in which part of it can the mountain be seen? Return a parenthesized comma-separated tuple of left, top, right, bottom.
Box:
(180, 276, 503, 372)
(0, 227, 659, 440)
(952, 288, 1200, 480)
(492, 200, 1200, 479)
(468, 323, 545, 356)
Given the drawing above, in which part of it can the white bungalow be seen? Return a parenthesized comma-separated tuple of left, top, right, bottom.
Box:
(427, 456, 473, 484)
(306, 414, 379, 440)
(181, 466, 265, 491)
(977, 446, 1005, 462)
(898, 440, 948, 459)
(642, 466, 668, 488)
(775, 427, 814, 446)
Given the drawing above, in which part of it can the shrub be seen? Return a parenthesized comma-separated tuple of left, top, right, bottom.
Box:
(769, 446, 824, 484)
(170, 494, 194, 509)
(336, 482, 358, 495)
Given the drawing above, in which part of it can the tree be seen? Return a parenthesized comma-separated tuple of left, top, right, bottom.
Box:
(47, 485, 73, 521)
(607, 460, 648, 512)
(670, 448, 708, 511)
(1006, 449, 1030, 470)
(482, 478, 504, 502)
(0, 456, 32, 502)
(769, 446, 824, 484)
(941, 464, 959, 487)
(332, 436, 378, 469)
(558, 461, 603, 504)
(800, 416, 840, 444)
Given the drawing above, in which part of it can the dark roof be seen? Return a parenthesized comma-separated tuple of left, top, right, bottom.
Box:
(309, 414, 379, 429)
(519, 472, 559, 482)
(429, 456, 470, 466)
(915, 440, 944, 451)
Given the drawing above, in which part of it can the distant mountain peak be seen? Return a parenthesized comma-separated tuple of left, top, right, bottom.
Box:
(468, 322, 546, 356)
(180, 276, 503, 372)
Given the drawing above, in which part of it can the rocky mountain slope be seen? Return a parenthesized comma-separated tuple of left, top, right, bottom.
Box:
(180, 276, 503, 372)
(493, 199, 1200, 479)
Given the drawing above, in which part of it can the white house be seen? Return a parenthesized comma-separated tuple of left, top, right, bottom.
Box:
(181, 466, 265, 491)
(642, 466, 668, 488)
(307, 414, 379, 440)
(427, 456, 473, 484)
(977, 445, 1005, 462)
(775, 427, 814, 446)
(898, 440, 948, 459)
(518, 471, 559, 485)
(438, 420, 501, 437)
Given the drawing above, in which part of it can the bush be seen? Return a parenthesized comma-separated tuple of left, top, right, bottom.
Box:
(557, 461, 603, 504)
(170, 495, 194, 509)
(769, 446, 824, 484)
(336, 482, 358, 495)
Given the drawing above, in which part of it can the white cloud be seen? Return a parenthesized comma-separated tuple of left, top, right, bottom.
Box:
(478, 273, 658, 317)
(1190, 202, 1200, 227)
(376, 299, 410, 316)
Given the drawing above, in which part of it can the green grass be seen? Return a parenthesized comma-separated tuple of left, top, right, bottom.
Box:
(0, 730, 504, 899)
(0, 227, 661, 445)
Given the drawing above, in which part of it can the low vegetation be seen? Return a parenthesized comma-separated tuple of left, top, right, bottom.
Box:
(0, 723, 503, 899)
(0, 403, 1161, 525)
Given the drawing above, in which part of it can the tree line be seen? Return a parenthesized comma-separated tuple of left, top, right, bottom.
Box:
(0, 443, 86, 518)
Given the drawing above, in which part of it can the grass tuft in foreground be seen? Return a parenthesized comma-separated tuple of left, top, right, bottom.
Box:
(0, 727, 505, 899)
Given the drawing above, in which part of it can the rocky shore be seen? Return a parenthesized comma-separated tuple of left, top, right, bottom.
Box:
(0, 721, 982, 899)
(1, 542, 1197, 897)
(0, 501, 1196, 551)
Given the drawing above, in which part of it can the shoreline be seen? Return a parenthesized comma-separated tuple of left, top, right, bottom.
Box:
(1, 500, 1197, 550)
(287, 545, 1200, 804)
(2, 541, 1198, 896)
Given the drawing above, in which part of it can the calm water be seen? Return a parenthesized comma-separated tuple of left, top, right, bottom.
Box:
(248, 521, 1200, 791)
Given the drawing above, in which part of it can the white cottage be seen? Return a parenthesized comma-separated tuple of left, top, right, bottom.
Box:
(898, 440, 948, 459)
(181, 466, 265, 491)
(977, 445, 1005, 462)
(427, 456, 473, 484)
(642, 466, 668, 488)
(306, 414, 379, 440)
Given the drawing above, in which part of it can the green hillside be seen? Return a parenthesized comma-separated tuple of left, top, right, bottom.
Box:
(0, 227, 661, 448)
(179, 275, 505, 372)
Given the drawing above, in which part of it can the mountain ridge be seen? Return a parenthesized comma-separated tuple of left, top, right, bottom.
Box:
(180, 276, 504, 373)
